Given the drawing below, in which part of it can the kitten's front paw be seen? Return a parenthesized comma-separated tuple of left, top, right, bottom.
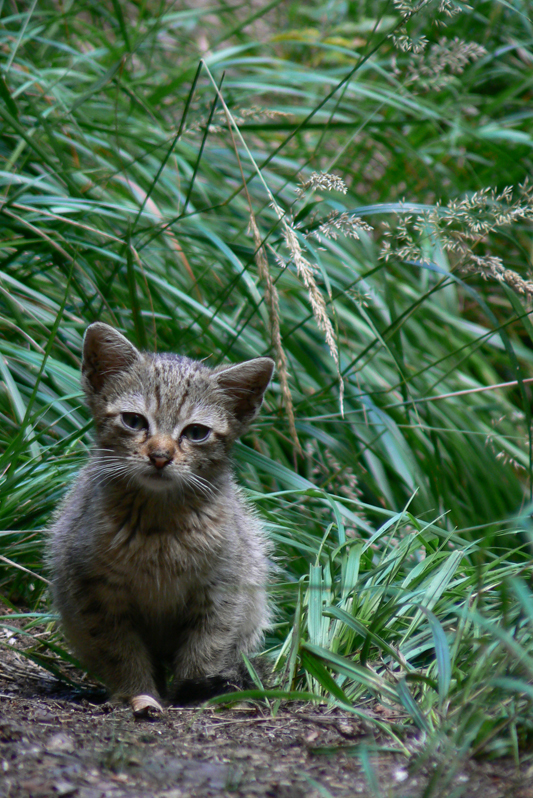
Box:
(130, 694, 163, 719)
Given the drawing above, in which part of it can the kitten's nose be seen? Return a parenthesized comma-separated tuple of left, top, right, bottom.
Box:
(147, 435, 176, 469)
(149, 452, 172, 469)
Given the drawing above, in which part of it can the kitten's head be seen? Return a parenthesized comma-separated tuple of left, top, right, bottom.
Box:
(81, 323, 274, 496)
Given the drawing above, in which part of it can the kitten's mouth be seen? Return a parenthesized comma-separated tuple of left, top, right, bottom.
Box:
(149, 468, 172, 478)
(136, 466, 175, 489)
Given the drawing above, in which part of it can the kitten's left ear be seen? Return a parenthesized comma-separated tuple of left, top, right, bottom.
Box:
(214, 357, 274, 428)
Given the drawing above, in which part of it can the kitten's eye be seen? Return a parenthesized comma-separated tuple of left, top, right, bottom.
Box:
(121, 412, 148, 431)
(182, 424, 211, 442)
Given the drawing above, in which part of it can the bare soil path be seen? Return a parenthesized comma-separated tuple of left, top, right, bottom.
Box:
(0, 629, 532, 798)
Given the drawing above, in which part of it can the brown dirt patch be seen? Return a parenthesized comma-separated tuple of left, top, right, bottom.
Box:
(0, 623, 532, 798)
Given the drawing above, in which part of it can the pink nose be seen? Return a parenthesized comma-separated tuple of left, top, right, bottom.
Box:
(149, 453, 172, 469)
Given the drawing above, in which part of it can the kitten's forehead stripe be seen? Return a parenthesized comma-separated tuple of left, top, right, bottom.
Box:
(147, 357, 203, 426)
(175, 373, 192, 419)
(154, 380, 161, 412)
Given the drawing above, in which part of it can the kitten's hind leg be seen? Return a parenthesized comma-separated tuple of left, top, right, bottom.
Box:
(171, 665, 252, 705)
(170, 628, 256, 705)
(169, 594, 266, 704)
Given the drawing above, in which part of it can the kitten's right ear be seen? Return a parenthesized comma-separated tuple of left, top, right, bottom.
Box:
(82, 323, 140, 394)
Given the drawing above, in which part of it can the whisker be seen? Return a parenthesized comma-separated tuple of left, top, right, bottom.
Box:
(86, 449, 218, 502)
(184, 472, 216, 498)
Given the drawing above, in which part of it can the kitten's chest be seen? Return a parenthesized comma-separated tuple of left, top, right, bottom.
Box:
(97, 510, 225, 614)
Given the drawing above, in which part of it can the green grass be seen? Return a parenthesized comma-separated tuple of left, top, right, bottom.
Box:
(1, 0, 533, 778)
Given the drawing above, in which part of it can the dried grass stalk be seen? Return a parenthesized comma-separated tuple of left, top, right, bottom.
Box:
(204, 66, 346, 421)
(248, 215, 301, 453)
(280, 221, 345, 415)
(217, 85, 301, 452)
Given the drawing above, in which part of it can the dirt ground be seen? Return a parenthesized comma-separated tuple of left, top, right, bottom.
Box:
(1, 628, 533, 798)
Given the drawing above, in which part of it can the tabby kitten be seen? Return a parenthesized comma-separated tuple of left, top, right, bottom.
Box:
(48, 323, 274, 717)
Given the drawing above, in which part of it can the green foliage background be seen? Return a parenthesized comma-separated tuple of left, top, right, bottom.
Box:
(2, 0, 533, 772)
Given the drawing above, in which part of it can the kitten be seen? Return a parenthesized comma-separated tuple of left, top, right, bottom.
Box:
(48, 322, 274, 717)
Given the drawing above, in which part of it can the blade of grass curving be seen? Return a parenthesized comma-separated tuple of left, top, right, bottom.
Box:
(308, 564, 324, 647)
(206, 688, 325, 705)
(125, 228, 147, 349)
(323, 607, 411, 668)
(359, 746, 383, 798)
(5, 0, 38, 73)
(339, 542, 362, 602)
(110, 0, 131, 51)
(491, 677, 533, 702)
(300, 648, 351, 704)
(0, 623, 82, 670)
(397, 677, 430, 733)
(0, 75, 18, 118)
(301, 775, 336, 798)
(0, 358, 41, 461)
(401, 550, 463, 641)
(283, 578, 304, 692)
(67, 60, 124, 116)
(416, 606, 452, 706)
(302, 642, 399, 703)
(509, 577, 533, 624)
(459, 608, 533, 678)
(2, 258, 74, 472)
